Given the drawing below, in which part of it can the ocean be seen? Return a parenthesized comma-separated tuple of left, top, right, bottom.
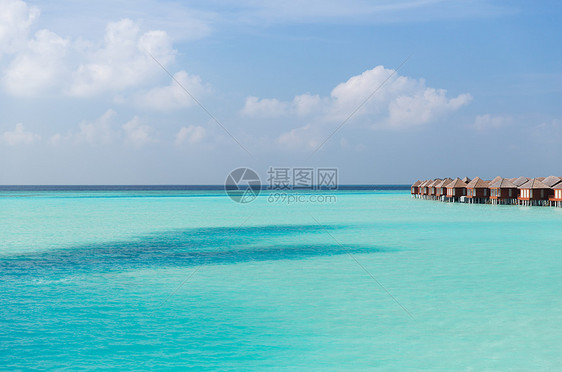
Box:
(1, 187, 561, 370)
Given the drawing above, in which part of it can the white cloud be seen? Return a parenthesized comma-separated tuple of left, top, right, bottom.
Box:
(134, 70, 210, 110)
(241, 65, 471, 149)
(1, 4, 176, 97)
(243, 66, 471, 129)
(0, 0, 39, 56)
(50, 109, 159, 147)
(241, 96, 289, 117)
(123, 116, 155, 147)
(277, 124, 321, 150)
(241, 94, 324, 117)
(51, 109, 118, 146)
(1, 123, 40, 145)
(175, 125, 206, 145)
(2, 29, 68, 96)
(68, 18, 175, 97)
(0, 2, 212, 100)
(473, 114, 512, 131)
(328, 66, 472, 126)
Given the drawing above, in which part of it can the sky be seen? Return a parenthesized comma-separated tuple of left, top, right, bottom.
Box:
(0, 0, 561, 184)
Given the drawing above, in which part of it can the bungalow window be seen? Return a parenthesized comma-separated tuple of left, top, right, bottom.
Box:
(509, 189, 512, 197)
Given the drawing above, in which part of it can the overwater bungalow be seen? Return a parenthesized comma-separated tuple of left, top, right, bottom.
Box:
(550, 183, 562, 208)
(517, 178, 553, 206)
(411, 180, 421, 196)
(419, 180, 431, 198)
(445, 178, 467, 202)
(435, 178, 452, 200)
(489, 178, 518, 205)
(465, 177, 490, 204)
(429, 179, 442, 199)
(462, 177, 471, 184)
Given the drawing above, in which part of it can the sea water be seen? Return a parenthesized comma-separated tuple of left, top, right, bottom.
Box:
(1, 189, 561, 370)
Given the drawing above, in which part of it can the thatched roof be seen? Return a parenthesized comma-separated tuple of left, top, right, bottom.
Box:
(542, 176, 562, 187)
(489, 178, 517, 189)
(519, 178, 551, 190)
(446, 178, 467, 188)
(466, 177, 489, 189)
(412, 180, 422, 187)
(462, 177, 471, 183)
(536, 177, 546, 181)
(512, 176, 530, 186)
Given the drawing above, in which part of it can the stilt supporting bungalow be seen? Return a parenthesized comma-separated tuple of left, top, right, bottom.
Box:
(445, 178, 467, 203)
(518, 178, 554, 206)
(411, 180, 421, 197)
(465, 177, 490, 204)
(489, 178, 518, 205)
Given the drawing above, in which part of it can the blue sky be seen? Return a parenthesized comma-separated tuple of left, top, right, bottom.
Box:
(1, 0, 561, 184)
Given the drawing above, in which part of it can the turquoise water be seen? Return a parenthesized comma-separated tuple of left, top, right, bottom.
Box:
(1, 190, 562, 370)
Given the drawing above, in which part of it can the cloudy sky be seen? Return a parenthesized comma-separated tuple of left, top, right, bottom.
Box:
(1, 0, 561, 184)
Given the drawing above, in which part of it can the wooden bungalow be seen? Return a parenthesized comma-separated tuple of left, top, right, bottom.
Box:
(445, 178, 467, 202)
(416, 180, 424, 196)
(419, 180, 430, 198)
(550, 183, 562, 208)
(488, 178, 518, 205)
(418, 180, 431, 198)
(465, 177, 490, 204)
(411, 180, 421, 196)
(429, 179, 442, 199)
(517, 178, 553, 206)
(434, 178, 452, 200)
